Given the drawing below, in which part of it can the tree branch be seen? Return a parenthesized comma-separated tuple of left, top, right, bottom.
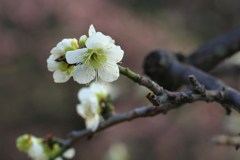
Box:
(148, 75, 225, 106)
(50, 67, 233, 159)
(118, 65, 164, 95)
(143, 50, 240, 112)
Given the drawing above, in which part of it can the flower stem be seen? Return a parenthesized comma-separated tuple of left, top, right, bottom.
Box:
(118, 65, 163, 95)
(118, 65, 138, 82)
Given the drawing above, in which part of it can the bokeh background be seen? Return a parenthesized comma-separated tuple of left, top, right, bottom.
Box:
(1, 0, 240, 159)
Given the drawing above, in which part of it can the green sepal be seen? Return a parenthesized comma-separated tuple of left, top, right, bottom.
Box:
(64, 47, 75, 52)
(58, 62, 68, 72)
(42, 143, 61, 157)
(67, 65, 75, 75)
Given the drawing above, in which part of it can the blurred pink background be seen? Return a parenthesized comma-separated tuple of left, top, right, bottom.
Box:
(1, 0, 240, 159)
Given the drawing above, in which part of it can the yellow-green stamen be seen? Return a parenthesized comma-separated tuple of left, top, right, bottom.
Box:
(81, 49, 107, 69)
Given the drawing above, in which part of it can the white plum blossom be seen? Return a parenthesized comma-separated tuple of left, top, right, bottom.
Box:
(47, 38, 79, 83)
(16, 134, 75, 160)
(76, 83, 108, 131)
(66, 24, 124, 84)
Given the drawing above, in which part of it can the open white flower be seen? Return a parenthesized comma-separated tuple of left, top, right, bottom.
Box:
(47, 38, 78, 83)
(66, 25, 124, 84)
(76, 83, 108, 131)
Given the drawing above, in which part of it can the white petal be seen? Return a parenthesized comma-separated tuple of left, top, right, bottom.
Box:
(90, 83, 108, 96)
(107, 35, 115, 44)
(53, 69, 71, 83)
(86, 32, 109, 50)
(50, 47, 63, 57)
(76, 96, 98, 118)
(89, 96, 99, 113)
(73, 65, 96, 84)
(85, 114, 101, 132)
(66, 48, 87, 64)
(76, 104, 88, 119)
(88, 24, 96, 36)
(63, 148, 76, 159)
(54, 157, 63, 160)
(81, 95, 99, 114)
(104, 44, 124, 63)
(98, 62, 119, 82)
(78, 87, 97, 102)
(47, 55, 59, 71)
(56, 39, 72, 51)
(51, 39, 75, 57)
(28, 138, 48, 160)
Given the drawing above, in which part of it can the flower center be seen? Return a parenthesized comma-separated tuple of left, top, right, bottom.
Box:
(82, 49, 107, 69)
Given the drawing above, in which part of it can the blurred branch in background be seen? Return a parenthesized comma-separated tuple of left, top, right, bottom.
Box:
(212, 135, 240, 149)
(186, 27, 240, 72)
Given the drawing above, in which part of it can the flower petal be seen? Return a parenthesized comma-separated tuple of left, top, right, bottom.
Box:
(66, 48, 88, 64)
(53, 69, 71, 83)
(85, 114, 101, 131)
(98, 62, 119, 82)
(86, 32, 110, 50)
(47, 55, 59, 71)
(56, 39, 72, 51)
(50, 47, 63, 57)
(76, 104, 87, 119)
(73, 65, 96, 84)
(63, 148, 76, 159)
(78, 87, 97, 102)
(88, 24, 96, 36)
(90, 83, 108, 96)
(76, 95, 98, 118)
(104, 44, 124, 63)
(28, 137, 48, 160)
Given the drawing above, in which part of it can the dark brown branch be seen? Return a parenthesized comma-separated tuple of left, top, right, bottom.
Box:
(147, 75, 225, 106)
(186, 27, 240, 71)
(143, 50, 240, 112)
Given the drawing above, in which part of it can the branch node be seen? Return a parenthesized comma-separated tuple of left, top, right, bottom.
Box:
(189, 75, 206, 96)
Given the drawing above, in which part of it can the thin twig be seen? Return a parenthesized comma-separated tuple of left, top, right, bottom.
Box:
(118, 65, 164, 95)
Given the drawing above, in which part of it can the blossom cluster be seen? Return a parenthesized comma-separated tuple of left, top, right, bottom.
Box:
(47, 25, 124, 84)
(16, 134, 75, 160)
(17, 24, 121, 159)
